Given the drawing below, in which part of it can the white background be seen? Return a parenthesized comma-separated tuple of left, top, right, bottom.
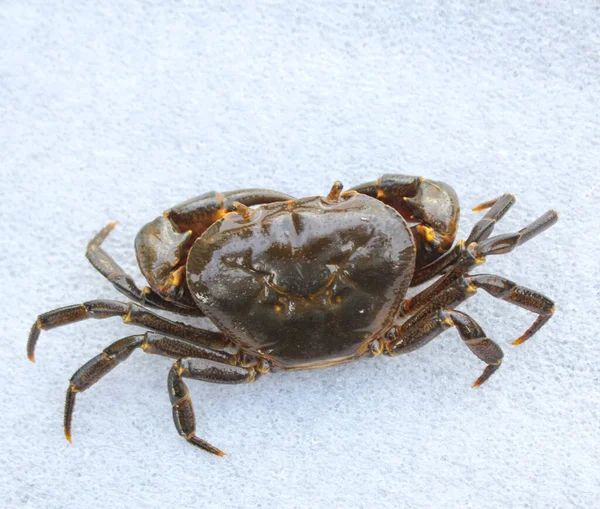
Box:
(1, 1, 599, 508)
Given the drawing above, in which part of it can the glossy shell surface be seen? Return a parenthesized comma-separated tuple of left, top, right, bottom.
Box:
(186, 192, 416, 369)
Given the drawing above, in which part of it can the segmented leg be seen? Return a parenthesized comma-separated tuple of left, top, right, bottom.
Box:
(27, 300, 229, 362)
(404, 208, 558, 312)
(410, 193, 516, 286)
(468, 274, 555, 345)
(387, 268, 555, 385)
(63, 332, 235, 442)
(351, 175, 460, 272)
(466, 193, 516, 245)
(86, 222, 203, 315)
(386, 307, 503, 387)
(168, 357, 258, 455)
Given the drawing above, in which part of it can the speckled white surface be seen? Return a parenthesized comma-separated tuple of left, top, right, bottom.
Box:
(1, 1, 599, 508)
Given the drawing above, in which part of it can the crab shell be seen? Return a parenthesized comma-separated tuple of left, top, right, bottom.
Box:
(186, 191, 416, 370)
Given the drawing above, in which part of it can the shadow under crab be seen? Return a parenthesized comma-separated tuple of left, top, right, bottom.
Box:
(28, 175, 557, 456)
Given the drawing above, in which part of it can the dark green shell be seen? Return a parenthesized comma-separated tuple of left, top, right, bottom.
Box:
(186, 192, 415, 369)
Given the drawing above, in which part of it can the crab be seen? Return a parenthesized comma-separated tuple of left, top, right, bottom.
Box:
(27, 175, 558, 456)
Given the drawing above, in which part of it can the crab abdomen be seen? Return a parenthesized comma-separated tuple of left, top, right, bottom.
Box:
(186, 192, 415, 369)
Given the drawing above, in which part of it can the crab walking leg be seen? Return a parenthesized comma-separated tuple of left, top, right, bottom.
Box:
(86, 222, 203, 315)
(63, 332, 235, 443)
(401, 272, 555, 346)
(386, 308, 504, 387)
(405, 209, 558, 313)
(467, 274, 555, 345)
(409, 242, 464, 287)
(465, 193, 516, 245)
(27, 300, 229, 362)
(410, 193, 516, 286)
(168, 357, 258, 455)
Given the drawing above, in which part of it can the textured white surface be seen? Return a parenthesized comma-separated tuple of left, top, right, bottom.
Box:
(1, 1, 599, 508)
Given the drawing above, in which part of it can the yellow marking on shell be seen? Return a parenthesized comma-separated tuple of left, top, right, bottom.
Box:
(274, 304, 283, 313)
(475, 255, 486, 265)
(416, 224, 436, 243)
(369, 339, 384, 356)
(122, 310, 133, 323)
(465, 281, 478, 293)
(142, 286, 152, 295)
(374, 177, 387, 199)
(335, 295, 343, 304)
(246, 368, 257, 383)
(168, 266, 186, 287)
(256, 359, 271, 374)
(442, 315, 454, 327)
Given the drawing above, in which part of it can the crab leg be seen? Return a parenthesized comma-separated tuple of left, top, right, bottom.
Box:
(466, 274, 555, 345)
(404, 209, 558, 311)
(387, 271, 555, 385)
(63, 332, 236, 443)
(27, 300, 229, 362)
(410, 193, 516, 286)
(168, 356, 258, 456)
(386, 307, 503, 387)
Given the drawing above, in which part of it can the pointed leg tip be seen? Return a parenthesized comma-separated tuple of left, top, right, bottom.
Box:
(27, 322, 41, 362)
(188, 436, 227, 457)
(512, 337, 526, 346)
(64, 385, 77, 445)
(472, 197, 497, 212)
(472, 363, 501, 388)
